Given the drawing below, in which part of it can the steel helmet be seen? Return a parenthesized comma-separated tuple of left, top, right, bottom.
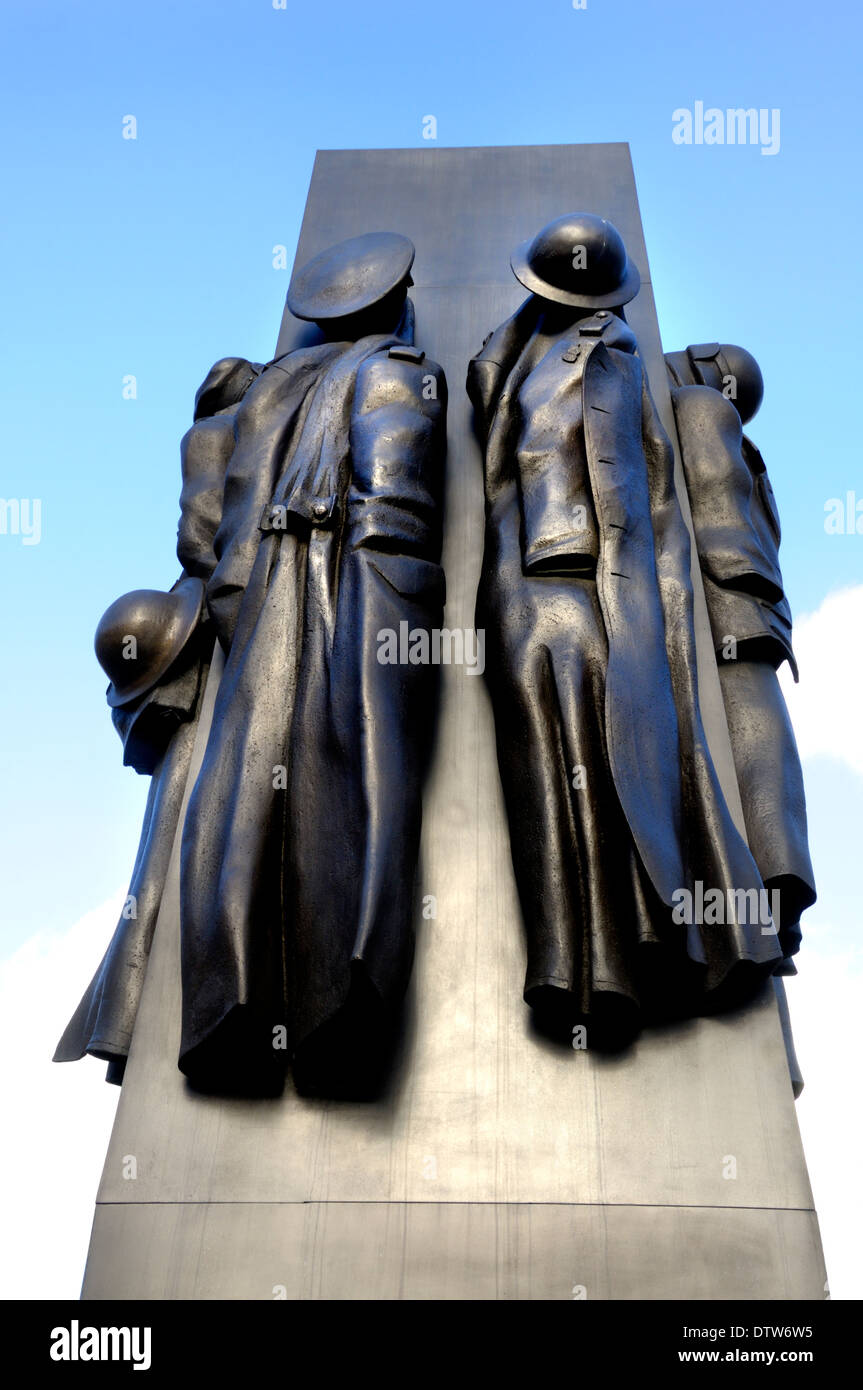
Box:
(510, 213, 640, 310)
(666, 342, 765, 424)
(95, 575, 205, 708)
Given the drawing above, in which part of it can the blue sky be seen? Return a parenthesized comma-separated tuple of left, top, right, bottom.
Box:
(1, 0, 861, 1298)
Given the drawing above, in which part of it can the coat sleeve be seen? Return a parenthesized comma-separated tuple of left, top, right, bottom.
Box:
(177, 357, 261, 581)
(348, 349, 447, 562)
(669, 383, 796, 676)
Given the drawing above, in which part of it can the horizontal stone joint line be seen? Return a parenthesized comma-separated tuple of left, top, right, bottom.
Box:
(94, 1199, 817, 1214)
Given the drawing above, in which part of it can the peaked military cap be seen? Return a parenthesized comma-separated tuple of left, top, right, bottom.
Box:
(287, 231, 415, 322)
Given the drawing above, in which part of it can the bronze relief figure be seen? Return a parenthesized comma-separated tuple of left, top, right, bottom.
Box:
(468, 213, 812, 1047)
(56, 233, 448, 1097)
(52, 355, 257, 1084)
(179, 232, 447, 1096)
(665, 341, 815, 958)
(55, 213, 813, 1092)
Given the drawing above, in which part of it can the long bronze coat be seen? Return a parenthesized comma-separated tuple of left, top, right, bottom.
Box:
(469, 299, 783, 1042)
(179, 326, 447, 1094)
(53, 358, 257, 1082)
(666, 371, 815, 950)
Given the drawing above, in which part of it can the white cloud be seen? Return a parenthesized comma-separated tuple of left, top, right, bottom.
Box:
(780, 585, 863, 777)
(0, 893, 123, 1300)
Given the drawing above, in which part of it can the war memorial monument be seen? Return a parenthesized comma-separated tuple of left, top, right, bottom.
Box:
(53, 143, 826, 1301)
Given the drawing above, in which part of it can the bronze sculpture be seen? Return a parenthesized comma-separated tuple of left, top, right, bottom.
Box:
(665, 343, 815, 958)
(56, 232, 447, 1097)
(468, 213, 812, 1046)
(52, 353, 257, 1082)
(55, 211, 813, 1094)
(179, 232, 447, 1096)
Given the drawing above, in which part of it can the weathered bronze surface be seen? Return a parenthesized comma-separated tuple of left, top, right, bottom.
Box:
(56, 233, 447, 1097)
(52, 358, 255, 1080)
(469, 212, 813, 1047)
(179, 234, 447, 1096)
(666, 343, 816, 953)
(56, 201, 814, 1092)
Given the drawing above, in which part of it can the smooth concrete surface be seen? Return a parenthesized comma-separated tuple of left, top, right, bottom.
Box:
(81, 146, 826, 1300)
(83, 1203, 826, 1301)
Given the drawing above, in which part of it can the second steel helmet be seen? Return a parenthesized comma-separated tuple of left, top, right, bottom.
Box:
(510, 213, 641, 310)
(665, 342, 765, 424)
(95, 575, 205, 708)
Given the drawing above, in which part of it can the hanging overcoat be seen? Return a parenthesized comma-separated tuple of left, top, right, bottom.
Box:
(178, 320, 447, 1092)
(468, 298, 783, 1039)
(665, 372, 816, 948)
(52, 357, 258, 1081)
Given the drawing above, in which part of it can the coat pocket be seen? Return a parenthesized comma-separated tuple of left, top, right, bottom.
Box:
(366, 552, 447, 608)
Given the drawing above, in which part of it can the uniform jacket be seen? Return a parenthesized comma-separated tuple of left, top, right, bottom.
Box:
(665, 353, 796, 679)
